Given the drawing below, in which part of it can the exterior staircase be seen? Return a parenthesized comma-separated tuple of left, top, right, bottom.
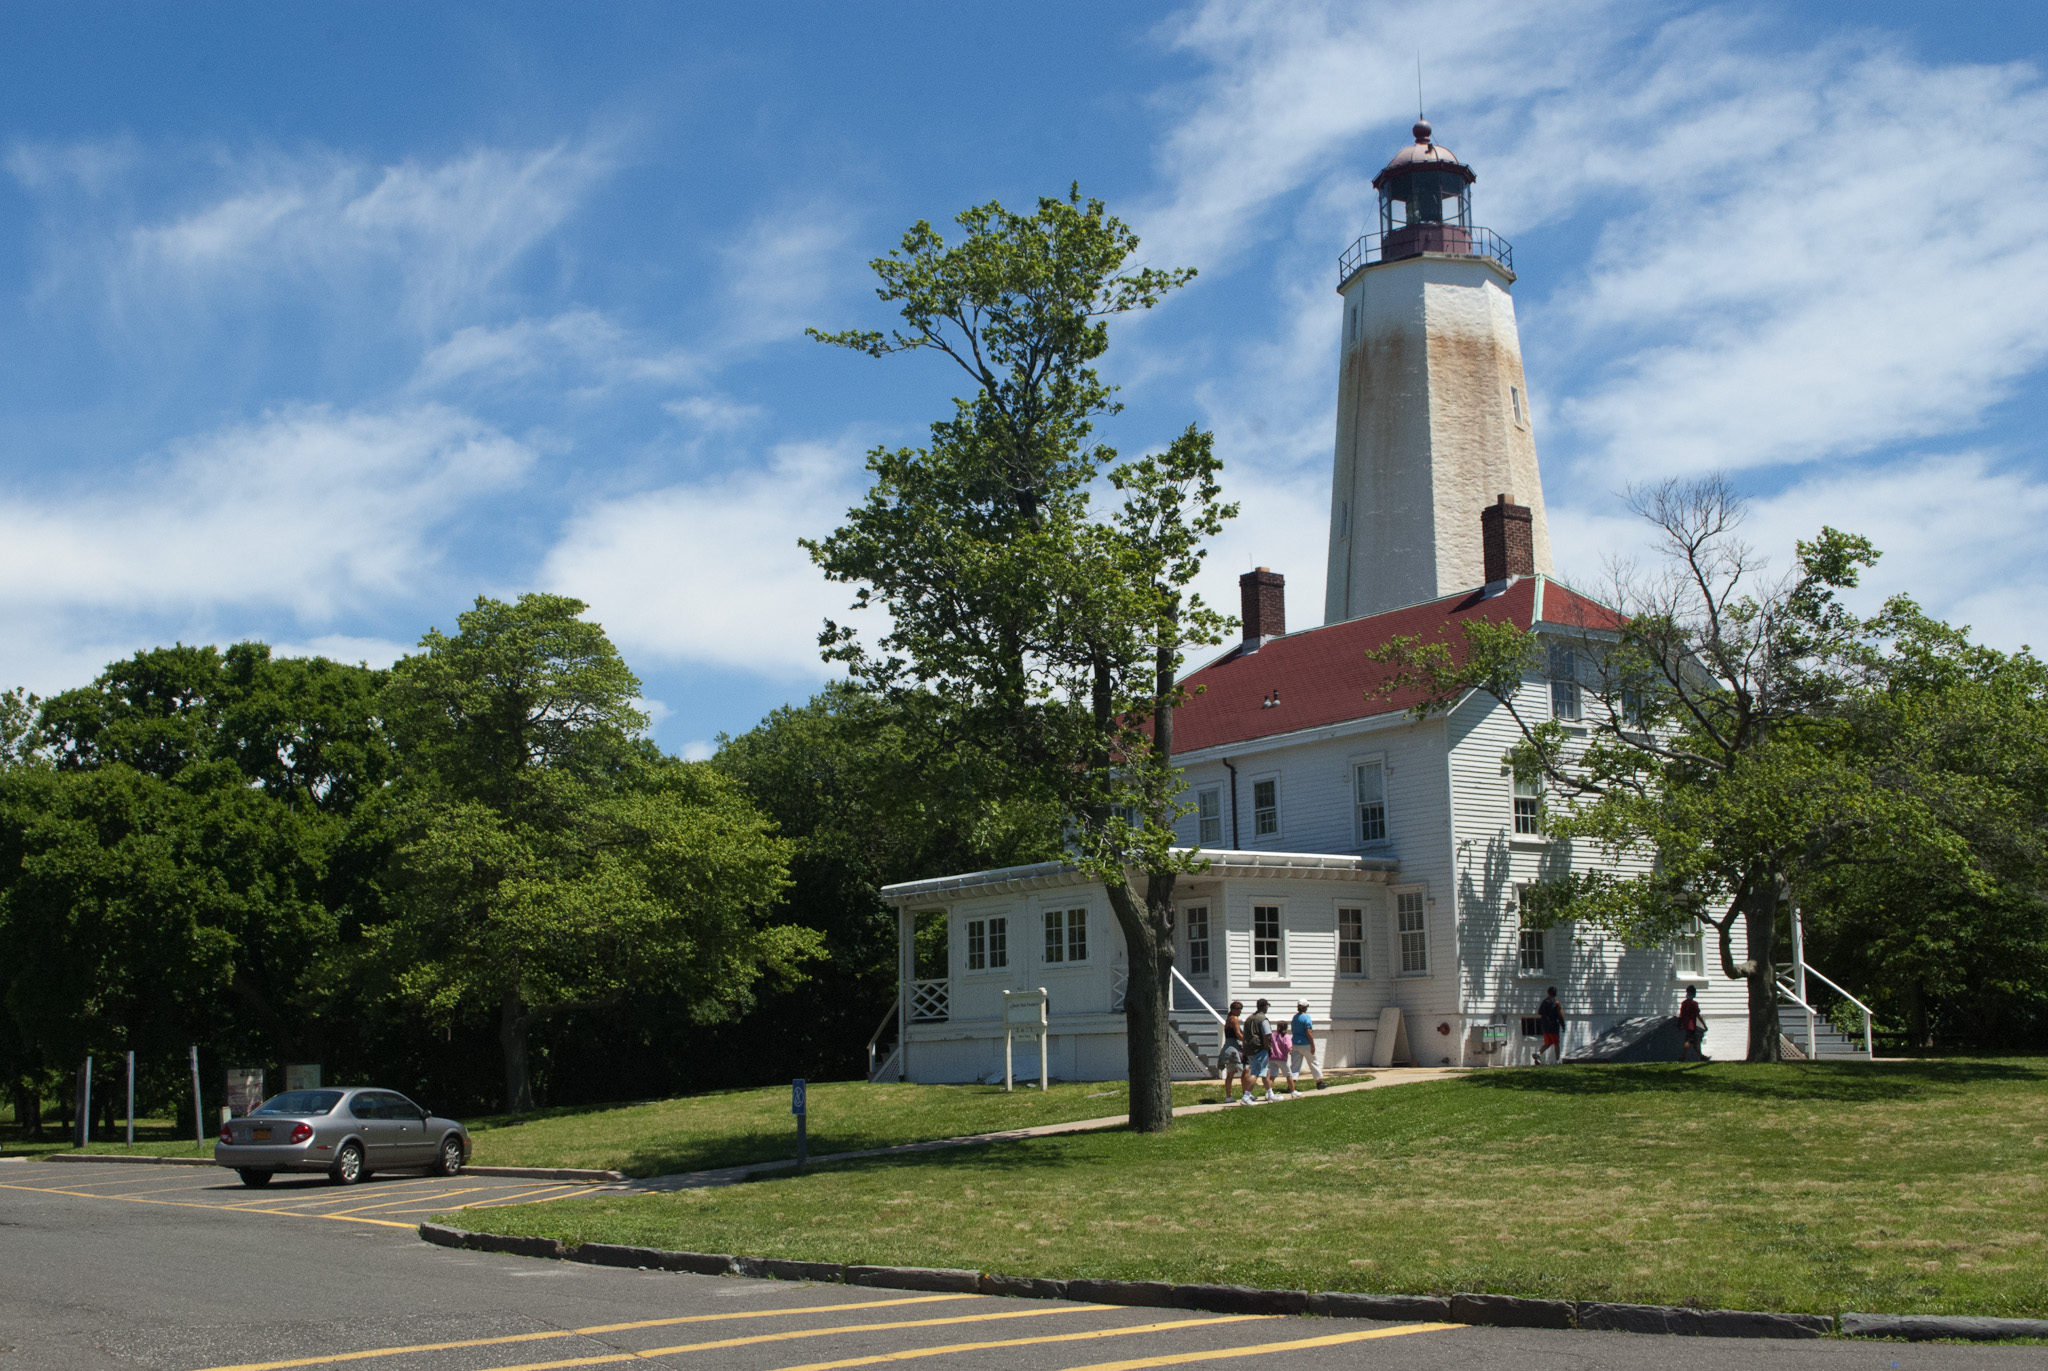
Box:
(1776, 953, 1875, 1061)
(1776, 1011, 1872, 1061)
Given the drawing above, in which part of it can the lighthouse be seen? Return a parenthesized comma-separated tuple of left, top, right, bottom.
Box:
(1322, 121, 1554, 625)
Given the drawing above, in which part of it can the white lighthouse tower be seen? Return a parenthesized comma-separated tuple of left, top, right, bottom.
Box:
(1323, 121, 1554, 625)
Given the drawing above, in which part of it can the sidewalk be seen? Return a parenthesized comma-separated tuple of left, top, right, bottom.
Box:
(622, 1066, 1468, 1194)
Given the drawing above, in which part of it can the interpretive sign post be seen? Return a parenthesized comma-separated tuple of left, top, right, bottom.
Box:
(791, 1078, 807, 1166)
(1002, 988, 1049, 1093)
(225, 1068, 264, 1118)
(189, 1046, 204, 1146)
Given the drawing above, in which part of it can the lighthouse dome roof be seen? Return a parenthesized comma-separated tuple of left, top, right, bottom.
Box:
(1372, 121, 1476, 188)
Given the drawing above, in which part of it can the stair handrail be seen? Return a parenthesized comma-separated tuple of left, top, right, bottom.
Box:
(1799, 960, 1877, 1058)
(1170, 966, 1224, 1023)
(1775, 974, 1822, 1060)
(866, 993, 902, 1080)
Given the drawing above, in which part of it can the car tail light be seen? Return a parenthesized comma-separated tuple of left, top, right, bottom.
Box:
(289, 1122, 313, 1144)
(219, 1124, 233, 1144)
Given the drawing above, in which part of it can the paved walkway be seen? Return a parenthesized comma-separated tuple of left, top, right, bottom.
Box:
(624, 1067, 1469, 1193)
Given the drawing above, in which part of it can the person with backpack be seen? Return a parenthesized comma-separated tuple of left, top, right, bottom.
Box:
(1243, 998, 1280, 1102)
(1289, 1000, 1325, 1088)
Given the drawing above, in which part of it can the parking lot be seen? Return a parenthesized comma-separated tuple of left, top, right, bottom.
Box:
(0, 1160, 601, 1231)
(3, 1160, 2041, 1371)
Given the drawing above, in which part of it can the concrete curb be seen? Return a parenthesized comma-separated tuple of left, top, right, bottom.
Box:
(44, 1152, 214, 1167)
(420, 1222, 2048, 1340)
(1839, 1312, 2048, 1342)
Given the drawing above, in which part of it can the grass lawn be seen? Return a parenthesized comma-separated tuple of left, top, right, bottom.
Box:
(460, 1078, 1260, 1177)
(450, 1059, 2048, 1318)
(0, 1117, 211, 1160)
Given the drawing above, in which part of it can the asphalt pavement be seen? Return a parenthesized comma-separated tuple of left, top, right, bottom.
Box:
(1, 1160, 2038, 1371)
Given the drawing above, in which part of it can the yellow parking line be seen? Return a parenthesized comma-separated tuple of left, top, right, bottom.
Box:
(0, 1181, 416, 1230)
(419, 1305, 1105, 1371)
(1053, 1322, 1460, 1370)
(324, 1185, 500, 1214)
(767, 1315, 1264, 1371)
(184, 1295, 988, 1371)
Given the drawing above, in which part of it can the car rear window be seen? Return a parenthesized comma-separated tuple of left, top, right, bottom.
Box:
(252, 1090, 343, 1116)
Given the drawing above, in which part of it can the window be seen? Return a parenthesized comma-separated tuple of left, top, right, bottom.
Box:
(1519, 926, 1547, 974)
(1196, 788, 1223, 846)
(1510, 384, 1524, 426)
(965, 917, 1007, 972)
(1338, 907, 1365, 976)
(1185, 905, 1210, 975)
(1397, 892, 1428, 975)
(1670, 923, 1703, 977)
(1044, 907, 1088, 964)
(1253, 905, 1282, 975)
(1520, 1016, 1542, 1038)
(1252, 779, 1278, 837)
(1354, 762, 1386, 843)
(1513, 774, 1543, 835)
(1549, 645, 1581, 721)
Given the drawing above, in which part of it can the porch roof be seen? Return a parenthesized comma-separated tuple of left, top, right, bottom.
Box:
(880, 848, 1399, 906)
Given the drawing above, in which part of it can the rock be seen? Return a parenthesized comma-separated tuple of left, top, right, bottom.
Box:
(846, 1265, 982, 1293)
(1307, 1292, 1453, 1322)
(1450, 1292, 1575, 1329)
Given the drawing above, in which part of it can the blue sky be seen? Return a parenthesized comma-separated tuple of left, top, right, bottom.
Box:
(4, 2, 2047, 757)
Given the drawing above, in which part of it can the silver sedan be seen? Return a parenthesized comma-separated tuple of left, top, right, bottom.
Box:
(213, 1086, 471, 1188)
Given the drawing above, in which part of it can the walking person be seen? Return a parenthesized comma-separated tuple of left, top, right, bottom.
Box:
(1536, 987, 1565, 1065)
(1677, 985, 1706, 1061)
(1220, 1001, 1249, 1103)
(1289, 1000, 1326, 1088)
(1243, 998, 1278, 1102)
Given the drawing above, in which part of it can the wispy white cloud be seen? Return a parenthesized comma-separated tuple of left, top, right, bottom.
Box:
(718, 203, 856, 348)
(12, 138, 617, 334)
(270, 634, 415, 669)
(414, 309, 701, 394)
(0, 404, 531, 619)
(539, 438, 869, 678)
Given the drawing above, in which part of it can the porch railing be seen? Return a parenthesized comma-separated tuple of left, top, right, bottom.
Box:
(911, 978, 950, 1022)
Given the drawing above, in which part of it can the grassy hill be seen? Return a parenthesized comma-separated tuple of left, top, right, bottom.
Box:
(450, 1059, 2048, 1318)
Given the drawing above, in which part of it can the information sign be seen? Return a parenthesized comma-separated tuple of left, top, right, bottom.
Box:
(791, 1078, 806, 1115)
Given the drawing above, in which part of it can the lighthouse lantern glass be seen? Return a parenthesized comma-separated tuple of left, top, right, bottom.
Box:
(1379, 170, 1471, 235)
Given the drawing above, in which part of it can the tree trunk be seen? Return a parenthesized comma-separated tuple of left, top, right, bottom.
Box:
(1743, 882, 1784, 1062)
(499, 987, 535, 1113)
(1106, 876, 1175, 1133)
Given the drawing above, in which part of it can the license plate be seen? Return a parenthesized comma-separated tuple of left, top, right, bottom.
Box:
(253, 1127, 271, 1141)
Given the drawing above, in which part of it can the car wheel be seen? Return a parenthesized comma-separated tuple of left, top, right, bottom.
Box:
(328, 1141, 365, 1186)
(237, 1169, 274, 1188)
(430, 1136, 464, 1177)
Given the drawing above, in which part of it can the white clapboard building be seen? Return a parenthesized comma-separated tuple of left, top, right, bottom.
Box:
(870, 122, 1791, 1084)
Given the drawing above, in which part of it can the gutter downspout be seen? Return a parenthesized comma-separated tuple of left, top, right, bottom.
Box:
(1223, 757, 1240, 849)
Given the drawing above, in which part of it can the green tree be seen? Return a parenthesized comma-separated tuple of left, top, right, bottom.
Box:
(1370, 479, 1970, 1060)
(713, 684, 1064, 1078)
(379, 593, 813, 1111)
(1797, 604, 2048, 1048)
(1, 646, 390, 1129)
(806, 192, 1232, 1129)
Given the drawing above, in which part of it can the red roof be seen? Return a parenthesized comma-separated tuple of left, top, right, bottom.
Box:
(1172, 577, 1623, 754)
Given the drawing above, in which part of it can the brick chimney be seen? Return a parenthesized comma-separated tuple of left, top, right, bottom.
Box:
(1240, 567, 1285, 644)
(1481, 495, 1534, 584)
